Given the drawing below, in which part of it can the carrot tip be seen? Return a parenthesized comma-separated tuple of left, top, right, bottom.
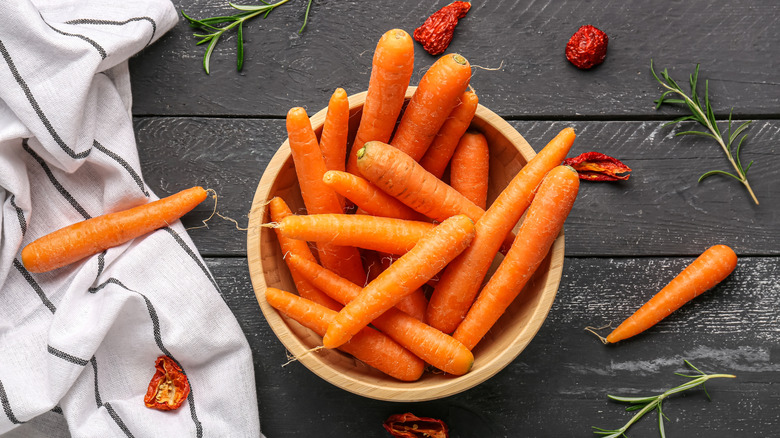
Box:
(452, 54, 467, 65)
(356, 146, 367, 160)
(392, 29, 408, 39)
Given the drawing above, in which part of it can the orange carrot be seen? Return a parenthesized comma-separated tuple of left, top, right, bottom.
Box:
(418, 90, 479, 178)
(323, 215, 475, 349)
(319, 88, 350, 173)
(265, 287, 424, 381)
(286, 107, 366, 285)
(390, 54, 472, 161)
(395, 287, 429, 322)
(453, 166, 580, 350)
(450, 131, 490, 209)
(274, 214, 435, 255)
(427, 127, 576, 333)
(21, 186, 208, 273)
(356, 141, 484, 223)
(346, 29, 414, 174)
(605, 245, 738, 344)
(285, 254, 473, 375)
(322, 171, 425, 221)
(369, 251, 428, 321)
(268, 197, 342, 311)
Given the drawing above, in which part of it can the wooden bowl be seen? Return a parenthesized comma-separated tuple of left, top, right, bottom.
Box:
(246, 87, 564, 402)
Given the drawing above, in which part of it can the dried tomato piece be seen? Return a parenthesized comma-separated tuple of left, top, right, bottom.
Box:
(565, 25, 609, 69)
(144, 355, 190, 411)
(383, 413, 449, 438)
(563, 152, 631, 181)
(413, 2, 471, 55)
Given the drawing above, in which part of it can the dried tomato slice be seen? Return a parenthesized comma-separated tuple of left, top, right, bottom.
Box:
(383, 413, 449, 438)
(144, 355, 190, 411)
(563, 151, 631, 181)
(413, 2, 471, 55)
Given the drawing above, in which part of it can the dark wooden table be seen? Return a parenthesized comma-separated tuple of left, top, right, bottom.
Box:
(129, 1, 779, 436)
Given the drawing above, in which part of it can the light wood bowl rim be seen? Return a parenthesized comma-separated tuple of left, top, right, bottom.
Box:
(246, 87, 564, 402)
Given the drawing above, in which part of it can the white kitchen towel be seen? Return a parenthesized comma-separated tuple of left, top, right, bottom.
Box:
(0, 1, 262, 437)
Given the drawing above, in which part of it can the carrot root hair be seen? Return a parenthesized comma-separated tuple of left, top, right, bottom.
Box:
(281, 345, 326, 367)
(186, 188, 255, 232)
(583, 323, 613, 344)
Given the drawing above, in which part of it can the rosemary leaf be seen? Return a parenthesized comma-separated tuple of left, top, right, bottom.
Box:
(237, 21, 245, 71)
(183, 0, 313, 74)
(299, 0, 313, 34)
(593, 361, 735, 437)
(650, 60, 760, 204)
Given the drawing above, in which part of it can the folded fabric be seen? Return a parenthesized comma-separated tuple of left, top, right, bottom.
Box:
(0, 1, 261, 436)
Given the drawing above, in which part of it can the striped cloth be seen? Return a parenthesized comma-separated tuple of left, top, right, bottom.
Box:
(0, 1, 261, 436)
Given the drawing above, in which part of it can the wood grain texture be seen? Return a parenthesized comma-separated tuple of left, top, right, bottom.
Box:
(209, 256, 780, 438)
(134, 117, 780, 257)
(130, 0, 780, 118)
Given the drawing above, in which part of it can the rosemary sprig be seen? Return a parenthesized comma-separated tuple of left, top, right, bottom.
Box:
(650, 60, 759, 205)
(593, 360, 736, 438)
(183, 0, 314, 75)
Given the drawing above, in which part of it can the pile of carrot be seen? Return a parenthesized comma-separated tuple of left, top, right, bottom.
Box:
(260, 28, 583, 382)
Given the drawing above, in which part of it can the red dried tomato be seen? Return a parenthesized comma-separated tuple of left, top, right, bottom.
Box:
(413, 2, 471, 55)
(565, 25, 609, 69)
(563, 151, 631, 181)
(383, 413, 449, 438)
(144, 355, 190, 411)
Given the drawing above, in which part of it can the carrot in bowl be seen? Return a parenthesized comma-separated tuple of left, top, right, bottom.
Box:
(418, 90, 479, 179)
(287, 107, 366, 285)
(319, 88, 350, 174)
(265, 287, 424, 381)
(285, 253, 473, 375)
(21, 186, 208, 273)
(346, 29, 415, 174)
(268, 197, 342, 311)
(449, 131, 490, 209)
(356, 141, 484, 223)
(371, 251, 429, 322)
(323, 214, 476, 349)
(453, 166, 580, 350)
(427, 127, 576, 334)
(322, 170, 425, 221)
(273, 213, 435, 255)
(390, 53, 472, 161)
(603, 244, 738, 344)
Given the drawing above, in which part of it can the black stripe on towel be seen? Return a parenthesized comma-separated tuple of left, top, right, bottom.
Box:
(9, 195, 27, 236)
(90, 357, 102, 407)
(47, 345, 90, 366)
(96, 252, 106, 280)
(22, 139, 91, 220)
(13, 259, 56, 313)
(104, 402, 135, 438)
(89, 277, 129, 294)
(42, 16, 107, 59)
(0, 40, 90, 159)
(0, 379, 24, 424)
(90, 278, 203, 436)
(64, 17, 157, 47)
(93, 140, 149, 197)
(51, 406, 63, 415)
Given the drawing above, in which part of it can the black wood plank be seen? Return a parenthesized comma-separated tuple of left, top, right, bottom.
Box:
(134, 117, 780, 257)
(208, 256, 780, 438)
(129, 0, 780, 118)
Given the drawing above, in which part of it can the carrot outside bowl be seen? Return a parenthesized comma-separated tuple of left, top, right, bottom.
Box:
(246, 87, 565, 402)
